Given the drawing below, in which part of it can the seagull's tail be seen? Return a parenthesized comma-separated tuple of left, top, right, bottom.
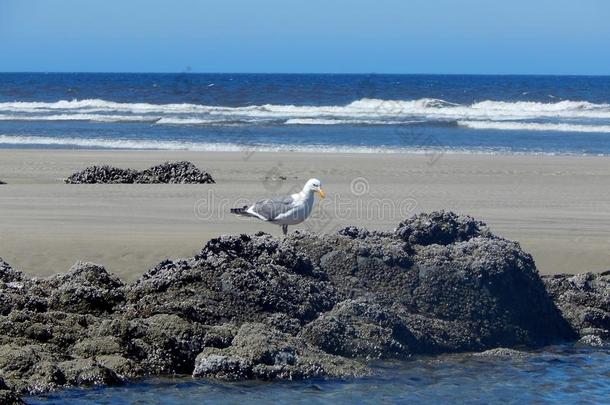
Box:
(230, 205, 253, 217)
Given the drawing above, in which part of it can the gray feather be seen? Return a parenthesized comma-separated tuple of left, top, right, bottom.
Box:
(252, 195, 296, 220)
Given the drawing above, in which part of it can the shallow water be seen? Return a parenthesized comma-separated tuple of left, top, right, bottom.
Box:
(28, 344, 610, 404)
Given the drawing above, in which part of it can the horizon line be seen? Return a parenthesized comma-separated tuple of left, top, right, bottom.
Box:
(1, 71, 610, 77)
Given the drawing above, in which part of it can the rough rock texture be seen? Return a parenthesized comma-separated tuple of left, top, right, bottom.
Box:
(0, 376, 22, 404)
(193, 323, 368, 380)
(0, 258, 23, 283)
(395, 211, 489, 246)
(65, 165, 137, 184)
(578, 334, 605, 347)
(0, 211, 599, 400)
(65, 161, 215, 184)
(472, 347, 530, 359)
(542, 271, 610, 339)
(134, 161, 215, 184)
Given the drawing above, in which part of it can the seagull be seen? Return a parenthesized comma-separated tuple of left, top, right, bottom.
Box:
(230, 178, 326, 235)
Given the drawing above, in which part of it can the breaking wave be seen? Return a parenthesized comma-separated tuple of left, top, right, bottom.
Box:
(0, 134, 405, 153)
(458, 121, 610, 133)
(1, 98, 610, 130)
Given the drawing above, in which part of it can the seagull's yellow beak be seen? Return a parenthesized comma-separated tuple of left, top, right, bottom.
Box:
(317, 188, 326, 199)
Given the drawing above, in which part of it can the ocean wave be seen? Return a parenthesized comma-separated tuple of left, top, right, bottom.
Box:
(458, 121, 610, 133)
(0, 134, 398, 153)
(284, 118, 420, 125)
(0, 114, 160, 123)
(0, 134, 603, 156)
(1, 98, 610, 124)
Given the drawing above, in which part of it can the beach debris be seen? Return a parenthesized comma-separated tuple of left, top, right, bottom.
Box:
(65, 161, 215, 184)
(264, 175, 293, 181)
(0, 211, 604, 400)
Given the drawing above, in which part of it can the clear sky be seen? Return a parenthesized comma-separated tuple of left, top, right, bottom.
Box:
(1, 0, 609, 74)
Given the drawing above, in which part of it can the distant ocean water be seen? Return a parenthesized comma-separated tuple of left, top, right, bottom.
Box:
(1, 73, 610, 155)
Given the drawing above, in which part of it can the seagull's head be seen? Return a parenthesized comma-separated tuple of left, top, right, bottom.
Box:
(304, 178, 326, 198)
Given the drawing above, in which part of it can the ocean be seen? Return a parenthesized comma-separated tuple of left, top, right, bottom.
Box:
(1, 73, 610, 155)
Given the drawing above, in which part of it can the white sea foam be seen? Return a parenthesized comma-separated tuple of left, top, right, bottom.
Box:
(0, 114, 160, 123)
(1, 98, 610, 124)
(155, 117, 225, 125)
(284, 118, 417, 125)
(0, 134, 395, 153)
(458, 121, 610, 133)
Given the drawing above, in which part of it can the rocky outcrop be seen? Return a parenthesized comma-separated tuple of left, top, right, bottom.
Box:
(65, 161, 215, 184)
(0, 211, 596, 399)
(542, 271, 610, 340)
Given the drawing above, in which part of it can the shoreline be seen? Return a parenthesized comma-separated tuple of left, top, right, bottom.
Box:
(1, 148, 609, 280)
(2, 143, 610, 157)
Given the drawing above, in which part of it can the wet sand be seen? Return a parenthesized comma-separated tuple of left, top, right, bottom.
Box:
(0, 149, 609, 281)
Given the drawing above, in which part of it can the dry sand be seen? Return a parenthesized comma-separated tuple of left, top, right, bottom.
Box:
(1, 149, 609, 281)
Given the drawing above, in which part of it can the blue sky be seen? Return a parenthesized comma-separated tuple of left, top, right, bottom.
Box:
(1, 0, 609, 74)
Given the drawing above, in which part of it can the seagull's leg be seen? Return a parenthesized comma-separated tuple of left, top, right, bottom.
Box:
(282, 225, 288, 235)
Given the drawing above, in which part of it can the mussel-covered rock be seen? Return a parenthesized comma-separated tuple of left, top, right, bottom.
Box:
(65, 165, 137, 184)
(542, 271, 610, 339)
(65, 161, 215, 184)
(0, 211, 600, 401)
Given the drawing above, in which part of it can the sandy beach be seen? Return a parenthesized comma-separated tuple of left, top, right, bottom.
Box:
(0, 149, 609, 281)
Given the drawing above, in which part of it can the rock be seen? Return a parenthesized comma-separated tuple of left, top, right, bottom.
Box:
(127, 314, 208, 374)
(473, 347, 529, 358)
(58, 358, 121, 387)
(0, 377, 22, 404)
(135, 161, 215, 184)
(0, 259, 23, 283)
(300, 297, 417, 359)
(395, 210, 488, 245)
(65, 165, 137, 184)
(193, 323, 369, 380)
(47, 262, 125, 315)
(0, 344, 66, 395)
(125, 234, 336, 325)
(0, 211, 603, 400)
(65, 161, 215, 184)
(95, 355, 142, 380)
(289, 230, 574, 351)
(406, 237, 574, 348)
(542, 271, 610, 339)
(72, 337, 124, 358)
(578, 334, 605, 347)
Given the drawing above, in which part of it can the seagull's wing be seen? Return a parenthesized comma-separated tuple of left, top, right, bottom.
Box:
(248, 195, 297, 221)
